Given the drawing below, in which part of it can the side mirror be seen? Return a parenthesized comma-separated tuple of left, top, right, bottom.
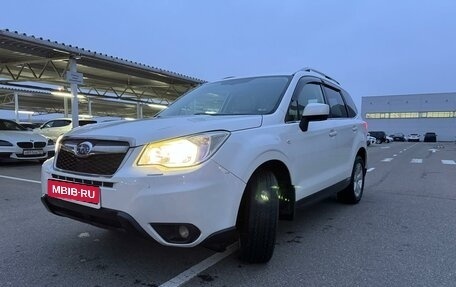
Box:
(299, 103, 330, 132)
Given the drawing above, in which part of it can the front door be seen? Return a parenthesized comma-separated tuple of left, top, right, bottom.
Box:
(281, 78, 339, 200)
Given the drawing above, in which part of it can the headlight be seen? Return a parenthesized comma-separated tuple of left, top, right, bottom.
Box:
(137, 131, 230, 168)
(47, 139, 54, 146)
(0, 140, 13, 146)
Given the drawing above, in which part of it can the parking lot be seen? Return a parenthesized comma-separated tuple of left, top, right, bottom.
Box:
(1, 142, 455, 287)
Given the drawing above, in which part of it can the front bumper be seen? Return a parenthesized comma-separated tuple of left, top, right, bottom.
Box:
(41, 194, 149, 236)
(0, 146, 54, 161)
(41, 158, 246, 247)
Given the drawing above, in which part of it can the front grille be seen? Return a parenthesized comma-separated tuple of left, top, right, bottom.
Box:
(51, 174, 114, 188)
(55, 139, 129, 176)
(16, 153, 45, 158)
(17, 141, 46, 148)
(17, 142, 32, 148)
(56, 149, 126, 175)
(34, 142, 46, 148)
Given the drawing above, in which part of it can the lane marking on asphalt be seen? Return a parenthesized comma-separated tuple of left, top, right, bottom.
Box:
(408, 143, 419, 149)
(393, 154, 397, 157)
(411, 159, 423, 164)
(159, 243, 238, 287)
(0, 174, 41, 184)
(442, 160, 456, 165)
(381, 158, 394, 162)
(367, 168, 375, 172)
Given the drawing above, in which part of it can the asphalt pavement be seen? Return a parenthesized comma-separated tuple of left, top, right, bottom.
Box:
(1, 142, 455, 287)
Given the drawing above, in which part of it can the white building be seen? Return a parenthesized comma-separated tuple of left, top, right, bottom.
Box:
(361, 92, 456, 141)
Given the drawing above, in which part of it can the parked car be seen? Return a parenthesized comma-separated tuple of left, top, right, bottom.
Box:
(33, 118, 97, 140)
(423, 132, 437, 142)
(385, 135, 393, 143)
(366, 133, 376, 146)
(408, 133, 420, 142)
(369, 131, 387, 144)
(0, 119, 54, 162)
(392, 133, 406, 142)
(41, 68, 367, 263)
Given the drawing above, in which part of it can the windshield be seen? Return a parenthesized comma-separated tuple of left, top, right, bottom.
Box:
(0, 120, 27, 131)
(158, 76, 291, 117)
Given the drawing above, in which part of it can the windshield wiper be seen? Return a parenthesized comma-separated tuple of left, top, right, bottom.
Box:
(193, 112, 216, 115)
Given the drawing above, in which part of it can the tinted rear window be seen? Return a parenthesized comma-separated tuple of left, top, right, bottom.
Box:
(79, 120, 97, 126)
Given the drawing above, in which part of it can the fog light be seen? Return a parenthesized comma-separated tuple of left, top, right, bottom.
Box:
(179, 225, 190, 239)
(151, 223, 201, 244)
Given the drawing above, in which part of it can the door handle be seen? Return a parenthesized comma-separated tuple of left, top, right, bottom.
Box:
(352, 126, 358, 132)
(329, 130, 338, 137)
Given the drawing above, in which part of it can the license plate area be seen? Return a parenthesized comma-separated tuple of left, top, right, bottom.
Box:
(47, 179, 100, 207)
(23, 149, 44, 155)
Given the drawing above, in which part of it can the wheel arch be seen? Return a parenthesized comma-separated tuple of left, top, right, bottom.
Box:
(356, 147, 367, 171)
(236, 160, 295, 228)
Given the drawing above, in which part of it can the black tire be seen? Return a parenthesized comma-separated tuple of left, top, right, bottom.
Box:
(337, 156, 365, 204)
(238, 170, 279, 263)
(376, 139, 381, 144)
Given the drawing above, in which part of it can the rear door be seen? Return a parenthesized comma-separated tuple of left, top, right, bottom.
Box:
(322, 84, 360, 180)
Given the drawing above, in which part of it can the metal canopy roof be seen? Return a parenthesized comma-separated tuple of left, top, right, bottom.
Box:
(0, 29, 205, 117)
(0, 86, 156, 118)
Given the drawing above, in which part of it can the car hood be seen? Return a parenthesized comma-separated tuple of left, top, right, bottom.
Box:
(1, 130, 48, 143)
(64, 115, 263, 146)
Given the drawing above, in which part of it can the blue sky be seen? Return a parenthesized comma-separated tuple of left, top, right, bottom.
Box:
(2, 0, 456, 111)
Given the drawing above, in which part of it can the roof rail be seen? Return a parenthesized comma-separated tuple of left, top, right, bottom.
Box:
(298, 67, 340, 85)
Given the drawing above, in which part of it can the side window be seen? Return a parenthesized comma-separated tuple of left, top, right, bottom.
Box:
(286, 99, 298, 122)
(323, 86, 348, 118)
(341, 90, 357, 117)
(43, 121, 54, 128)
(286, 81, 324, 121)
(52, 120, 71, 127)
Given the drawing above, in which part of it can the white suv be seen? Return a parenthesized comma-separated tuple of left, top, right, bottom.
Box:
(41, 68, 367, 263)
